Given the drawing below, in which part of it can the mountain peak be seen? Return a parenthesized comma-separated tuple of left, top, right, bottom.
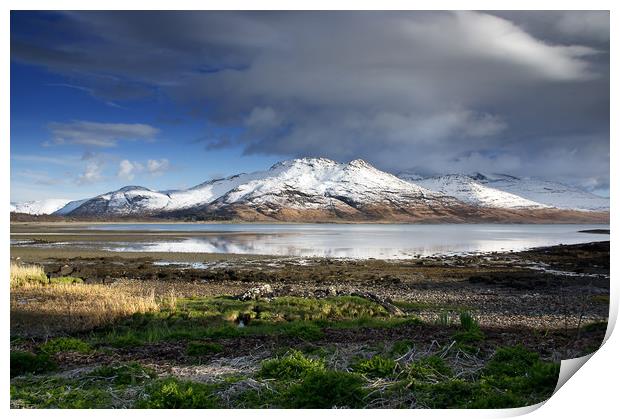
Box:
(116, 185, 152, 193)
(347, 158, 374, 169)
(270, 157, 338, 170)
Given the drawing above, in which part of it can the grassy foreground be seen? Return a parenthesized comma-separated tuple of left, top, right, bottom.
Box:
(9, 262, 569, 409)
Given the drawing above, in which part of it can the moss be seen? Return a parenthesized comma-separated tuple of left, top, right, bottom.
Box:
(352, 355, 397, 378)
(49, 276, 84, 285)
(137, 378, 220, 408)
(258, 350, 325, 380)
(283, 369, 368, 408)
(10, 351, 57, 377)
(40, 337, 91, 354)
(186, 341, 224, 356)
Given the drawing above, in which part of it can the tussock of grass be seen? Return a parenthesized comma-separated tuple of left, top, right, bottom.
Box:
(10, 262, 47, 287)
(137, 378, 220, 408)
(11, 283, 159, 337)
(453, 311, 485, 345)
(352, 355, 397, 378)
(10, 351, 57, 378)
(40, 337, 92, 354)
(258, 350, 325, 380)
(284, 369, 367, 408)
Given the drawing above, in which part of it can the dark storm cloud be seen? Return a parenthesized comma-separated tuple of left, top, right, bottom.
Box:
(10, 10, 609, 190)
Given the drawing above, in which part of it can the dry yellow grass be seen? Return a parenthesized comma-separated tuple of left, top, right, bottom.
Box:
(11, 282, 159, 337)
(10, 262, 47, 287)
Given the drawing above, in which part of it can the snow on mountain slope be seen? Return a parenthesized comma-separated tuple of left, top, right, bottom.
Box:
(162, 172, 266, 211)
(209, 158, 448, 210)
(54, 199, 90, 215)
(68, 186, 173, 216)
(411, 174, 550, 209)
(64, 158, 464, 218)
(45, 158, 609, 218)
(475, 174, 610, 211)
(10, 199, 71, 215)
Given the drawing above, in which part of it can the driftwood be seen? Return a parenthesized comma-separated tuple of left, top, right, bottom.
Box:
(349, 291, 405, 316)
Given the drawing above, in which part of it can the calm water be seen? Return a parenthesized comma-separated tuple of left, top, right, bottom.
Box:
(89, 223, 609, 259)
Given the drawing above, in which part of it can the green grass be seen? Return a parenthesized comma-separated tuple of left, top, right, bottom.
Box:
(390, 339, 414, 357)
(10, 351, 57, 378)
(405, 346, 560, 408)
(10, 290, 564, 409)
(407, 355, 453, 382)
(137, 378, 220, 408)
(352, 355, 397, 378)
(258, 350, 325, 380)
(40, 337, 92, 354)
(11, 377, 112, 408)
(49, 276, 84, 285)
(452, 311, 485, 345)
(283, 369, 368, 408)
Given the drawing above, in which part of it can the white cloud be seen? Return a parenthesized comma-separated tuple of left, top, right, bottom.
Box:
(77, 160, 104, 184)
(446, 11, 598, 81)
(117, 159, 144, 181)
(147, 159, 170, 175)
(47, 121, 160, 147)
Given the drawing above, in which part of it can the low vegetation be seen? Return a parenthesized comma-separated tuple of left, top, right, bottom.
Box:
(11, 282, 159, 337)
(258, 350, 325, 380)
(10, 262, 47, 287)
(9, 284, 567, 409)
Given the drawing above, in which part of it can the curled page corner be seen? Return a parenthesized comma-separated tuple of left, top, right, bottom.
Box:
(554, 353, 595, 394)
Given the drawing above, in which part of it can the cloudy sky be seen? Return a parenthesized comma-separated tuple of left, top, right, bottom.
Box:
(10, 11, 610, 201)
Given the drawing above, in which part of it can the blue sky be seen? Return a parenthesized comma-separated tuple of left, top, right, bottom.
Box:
(10, 11, 609, 201)
(10, 61, 284, 201)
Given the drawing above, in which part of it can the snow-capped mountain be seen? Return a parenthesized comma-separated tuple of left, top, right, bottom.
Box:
(54, 199, 90, 215)
(397, 172, 609, 212)
(10, 158, 609, 221)
(62, 158, 475, 221)
(474, 173, 610, 211)
(409, 174, 550, 209)
(10, 199, 71, 215)
(197, 158, 475, 220)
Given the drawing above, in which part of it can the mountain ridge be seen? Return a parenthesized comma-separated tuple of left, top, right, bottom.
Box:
(10, 157, 609, 223)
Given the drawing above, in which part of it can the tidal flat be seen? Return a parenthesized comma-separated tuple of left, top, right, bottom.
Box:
(10, 222, 609, 409)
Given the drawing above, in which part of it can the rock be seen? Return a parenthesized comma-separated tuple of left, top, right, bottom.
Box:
(237, 284, 273, 301)
(59, 264, 73, 276)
